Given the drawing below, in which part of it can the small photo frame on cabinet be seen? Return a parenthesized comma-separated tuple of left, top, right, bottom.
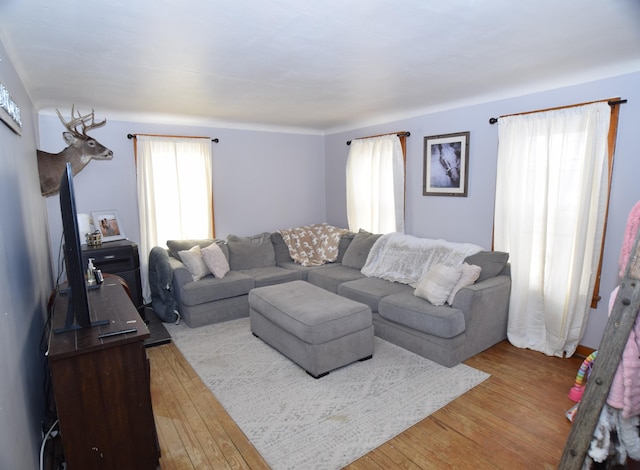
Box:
(91, 210, 126, 242)
(423, 131, 469, 197)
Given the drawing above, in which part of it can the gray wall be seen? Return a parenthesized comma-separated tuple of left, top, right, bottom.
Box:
(0, 41, 53, 469)
(325, 71, 640, 349)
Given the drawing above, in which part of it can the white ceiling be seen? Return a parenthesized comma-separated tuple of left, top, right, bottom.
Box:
(1, 0, 639, 133)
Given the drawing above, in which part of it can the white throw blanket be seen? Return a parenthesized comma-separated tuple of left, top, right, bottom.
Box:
(361, 233, 483, 287)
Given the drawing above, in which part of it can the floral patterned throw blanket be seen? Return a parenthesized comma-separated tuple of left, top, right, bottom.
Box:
(278, 223, 348, 266)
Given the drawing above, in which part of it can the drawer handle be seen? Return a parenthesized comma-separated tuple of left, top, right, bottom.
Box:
(104, 255, 116, 259)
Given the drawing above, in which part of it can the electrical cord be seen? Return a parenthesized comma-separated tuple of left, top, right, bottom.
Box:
(39, 418, 59, 470)
(39, 233, 65, 470)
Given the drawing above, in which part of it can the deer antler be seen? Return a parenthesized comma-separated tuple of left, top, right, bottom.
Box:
(55, 105, 107, 136)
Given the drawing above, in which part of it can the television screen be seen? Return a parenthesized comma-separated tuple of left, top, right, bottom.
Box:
(55, 163, 107, 333)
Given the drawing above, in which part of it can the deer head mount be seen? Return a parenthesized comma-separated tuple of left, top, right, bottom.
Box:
(37, 105, 113, 197)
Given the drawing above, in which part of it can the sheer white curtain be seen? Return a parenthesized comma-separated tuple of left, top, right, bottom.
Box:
(494, 102, 611, 357)
(346, 134, 404, 234)
(136, 136, 213, 301)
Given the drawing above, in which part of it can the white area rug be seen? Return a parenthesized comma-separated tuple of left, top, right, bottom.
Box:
(166, 318, 489, 470)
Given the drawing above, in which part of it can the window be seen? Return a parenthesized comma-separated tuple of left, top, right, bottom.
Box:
(346, 133, 407, 234)
(493, 100, 620, 357)
(134, 135, 214, 300)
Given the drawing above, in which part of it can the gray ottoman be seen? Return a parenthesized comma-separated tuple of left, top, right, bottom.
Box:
(249, 280, 374, 378)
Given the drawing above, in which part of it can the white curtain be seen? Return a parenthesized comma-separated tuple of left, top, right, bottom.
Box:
(346, 134, 404, 234)
(136, 136, 213, 301)
(494, 102, 610, 357)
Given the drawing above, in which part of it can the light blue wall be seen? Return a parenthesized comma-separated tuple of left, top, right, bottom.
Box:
(325, 71, 640, 349)
(0, 41, 52, 469)
(39, 116, 326, 276)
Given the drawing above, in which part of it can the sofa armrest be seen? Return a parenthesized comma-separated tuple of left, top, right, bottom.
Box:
(168, 256, 193, 286)
(451, 274, 512, 357)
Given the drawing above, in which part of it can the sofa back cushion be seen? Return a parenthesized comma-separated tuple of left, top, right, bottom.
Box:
(271, 232, 293, 265)
(336, 232, 356, 263)
(227, 232, 275, 270)
(272, 230, 356, 265)
(464, 251, 509, 282)
(341, 229, 382, 270)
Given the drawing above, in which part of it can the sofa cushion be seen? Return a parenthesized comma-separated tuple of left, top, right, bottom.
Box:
(379, 292, 466, 338)
(238, 266, 304, 287)
(274, 261, 323, 281)
(414, 264, 462, 306)
(249, 280, 372, 345)
(447, 263, 481, 305)
(178, 271, 255, 306)
(306, 264, 366, 293)
(227, 232, 275, 270)
(201, 242, 230, 278)
(464, 251, 509, 282)
(341, 229, 381, 270)
(178, 245, 209, 281)
(338, 277, 413, 313)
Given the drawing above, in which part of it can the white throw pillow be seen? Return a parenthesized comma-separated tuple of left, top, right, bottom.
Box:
(414, 263, 462, 306)
(447, 263, 482, 305)
(178, 245, 209, 281)
(201, 242, 230, 278)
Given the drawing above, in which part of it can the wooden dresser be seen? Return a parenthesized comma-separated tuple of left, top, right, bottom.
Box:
(48, 278, 159, 469)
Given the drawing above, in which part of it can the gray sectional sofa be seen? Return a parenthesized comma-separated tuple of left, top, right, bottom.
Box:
(149, 227, 511, 367)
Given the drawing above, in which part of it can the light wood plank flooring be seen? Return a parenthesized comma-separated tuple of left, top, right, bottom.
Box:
(147, 339, 584, 469)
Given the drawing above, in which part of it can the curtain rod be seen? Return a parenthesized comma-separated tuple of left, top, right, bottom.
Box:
(488, 99, 627, 125)
(346, 131, 410, 145)
(127, 133, 219, 143)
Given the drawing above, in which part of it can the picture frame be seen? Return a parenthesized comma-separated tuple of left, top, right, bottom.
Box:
(91, 210, 126, 242)
(423, 131, 470, 197)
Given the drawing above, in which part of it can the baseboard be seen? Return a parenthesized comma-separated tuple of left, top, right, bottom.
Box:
(574, 344, 596, 359)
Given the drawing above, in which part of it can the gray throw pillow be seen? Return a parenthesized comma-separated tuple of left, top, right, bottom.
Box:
(227, 232, 275, 270)
(464, 251, 509, 282)
(341, 229, 382, 270)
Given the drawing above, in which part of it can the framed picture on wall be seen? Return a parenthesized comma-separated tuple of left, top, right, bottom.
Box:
(423, 131, 470, 197)
(91, 210, 126, 242)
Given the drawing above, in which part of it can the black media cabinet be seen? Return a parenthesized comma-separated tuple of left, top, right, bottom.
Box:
(82, 239, 144, 318)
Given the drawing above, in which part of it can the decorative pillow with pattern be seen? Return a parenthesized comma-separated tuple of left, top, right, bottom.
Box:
(414, 263, 462, 306)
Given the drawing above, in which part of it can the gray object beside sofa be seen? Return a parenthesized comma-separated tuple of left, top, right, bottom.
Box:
(150, 228, 511, 367)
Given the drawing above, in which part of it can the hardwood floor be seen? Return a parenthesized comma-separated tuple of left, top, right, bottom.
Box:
(147, 339, 584, 469)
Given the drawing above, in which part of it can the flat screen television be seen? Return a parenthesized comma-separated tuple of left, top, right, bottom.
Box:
(55, 162, 108, 333)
